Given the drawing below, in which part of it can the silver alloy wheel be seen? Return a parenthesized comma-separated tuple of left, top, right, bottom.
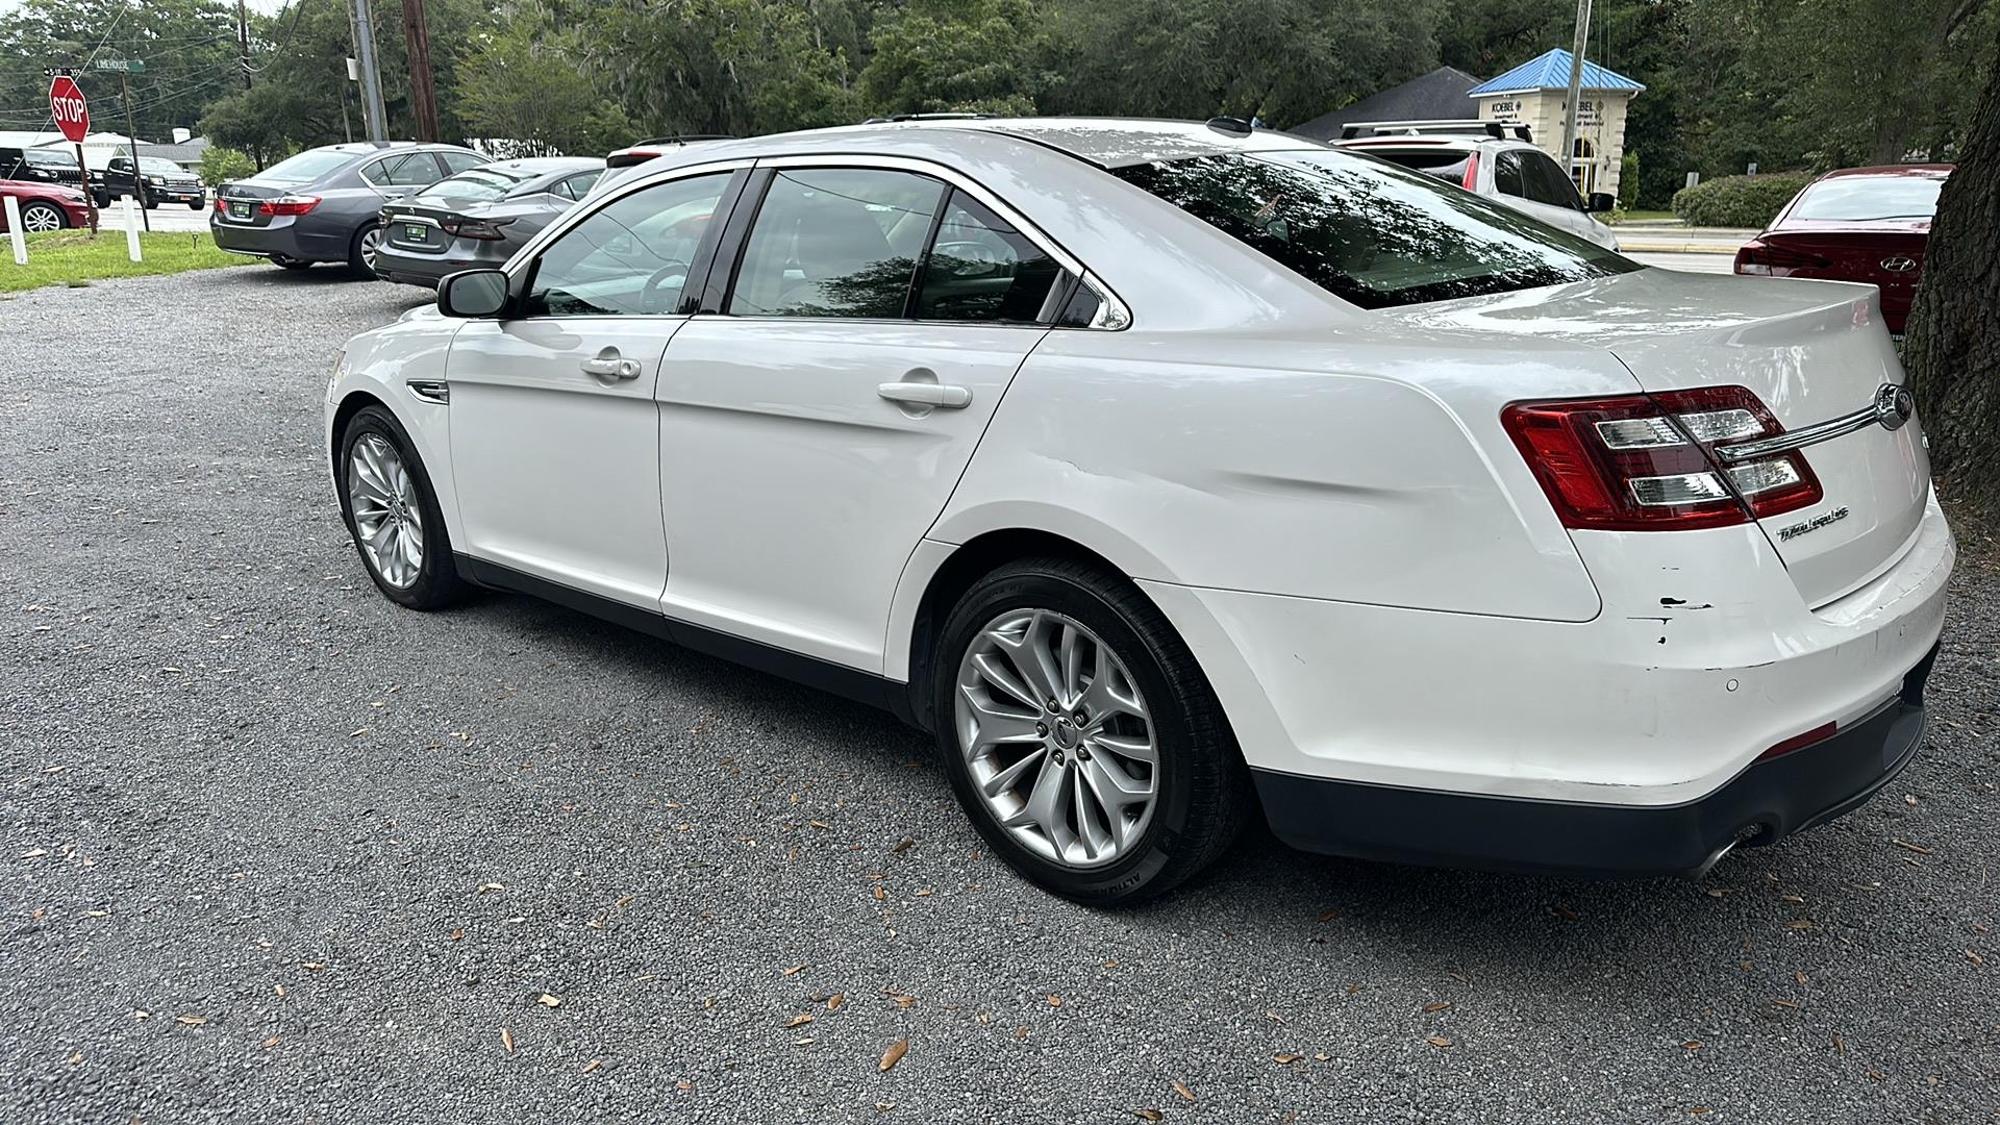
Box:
(954, 608, 1159, 869)
(21, 204, 62, 233)
(359, 226, 383, 274)
(346, 432, 424, 588)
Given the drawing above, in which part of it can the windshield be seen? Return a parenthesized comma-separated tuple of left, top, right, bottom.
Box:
(1790, 175, 1944, 222)
(140, 158, 185, 174)
(416, 166, 531, 202)
(256, 149, 355, 184)
(1111, 150, 1636, 310)
(24, 149, 77, 168)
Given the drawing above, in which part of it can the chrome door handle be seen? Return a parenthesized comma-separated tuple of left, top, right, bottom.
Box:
(581, 355, 642, 381)
(877, 381, 971, 409)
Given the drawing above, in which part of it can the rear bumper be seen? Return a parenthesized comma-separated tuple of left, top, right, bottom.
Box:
(373, 246, 477, 288)
(211, 215, 348, 262)
(1252, 644, 1934, 875)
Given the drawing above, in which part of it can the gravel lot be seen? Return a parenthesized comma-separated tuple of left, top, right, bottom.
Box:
(3, 265, 1997, 1124)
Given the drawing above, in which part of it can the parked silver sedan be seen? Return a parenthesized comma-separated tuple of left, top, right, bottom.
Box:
(373, 157, 605, 288)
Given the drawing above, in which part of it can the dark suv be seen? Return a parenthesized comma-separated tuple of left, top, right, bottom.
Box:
(0, 146, 91, 193)
(99, 155, 206, 209)
(211, 141, 488, 276)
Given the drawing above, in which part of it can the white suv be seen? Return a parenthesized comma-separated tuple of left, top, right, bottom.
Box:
(327, 118, 1948, 904)
(1336, 120, 1621, 249)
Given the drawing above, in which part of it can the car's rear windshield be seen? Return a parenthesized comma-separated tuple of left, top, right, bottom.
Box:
(255, 149, 355, 184)
(1789, 175, 1945, 222)
(1111, 150, 1637, 309)
(417, 166, 531, 202)
(1355, 146, 1474, 184)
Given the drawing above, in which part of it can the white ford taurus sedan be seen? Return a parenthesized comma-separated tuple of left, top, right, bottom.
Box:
(326, 118, 1951, 904)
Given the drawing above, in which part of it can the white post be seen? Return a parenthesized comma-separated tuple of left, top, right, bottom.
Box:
(122, 196, 142, 262)
(3, 196, 24, 266)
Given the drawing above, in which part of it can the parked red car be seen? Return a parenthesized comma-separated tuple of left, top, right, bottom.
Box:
(0, 177, 92, 233)
(1734, 165, 1951, 334)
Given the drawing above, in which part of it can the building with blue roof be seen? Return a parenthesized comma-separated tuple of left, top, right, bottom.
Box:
(1467, 48, 1645, 201)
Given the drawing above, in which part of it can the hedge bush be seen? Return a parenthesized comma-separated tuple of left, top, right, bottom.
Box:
(1670, 172, 1812, 228)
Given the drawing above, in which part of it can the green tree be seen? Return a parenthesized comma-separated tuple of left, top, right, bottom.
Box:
(0, 0, 243, 141)
(857, 0, 1050, 116)
(456, 5, 637, 156)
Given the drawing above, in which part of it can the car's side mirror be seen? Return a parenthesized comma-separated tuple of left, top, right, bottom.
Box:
(1585, 191, 1617, 214)
(438, 269, 510, 318)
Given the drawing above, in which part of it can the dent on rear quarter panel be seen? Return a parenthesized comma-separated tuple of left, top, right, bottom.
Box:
(933, 328, 1623, 622)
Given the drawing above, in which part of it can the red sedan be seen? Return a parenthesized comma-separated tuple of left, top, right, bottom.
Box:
(0, 177, 92, 233)
(1734, 165, 1951, 334)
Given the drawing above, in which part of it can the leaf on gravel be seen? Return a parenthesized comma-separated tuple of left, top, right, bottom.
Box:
(785, 1014, 814, 1028)
(581, 1059, 602, 1075)
(891, 836, 917, 854)
(1682, 1040, 1702, 1051)
(1704, 887, 1727, 898)
(175, 1014, 207, 1026)
(301, 962, 325, 972)
(1771, 999, 1800, 1009)
(1047, 994, 1063, 1008)
(274, 985, 286, 998)
(1785, 920, 1815, 931)
(1272, 1053, 1302, 1065)
(1316, 909, 1339, 922)
(1966, 949, 1986, 967)
(260, 1036, 281, 1049)
(537, 993, 561, 1008)
(1422, 1001, 1452, 1013)
(889, 993, 916, 1009)
(1890, 838, 1933, 855)
(448, 928, 464, 942)
(1832, 1034, 1846, 1054)
(1426, 1036, 1453, 1048)
(19, 848, 47, 859)
(1780, 893, 1805, 904)
(873, 885, 888, 902)
(1689, 1107, 1712, 1116)
(1134, 1110, 1164, 1122)
(878, 1039, 909, 1072)
(478, 883, 505, 893)
(1794, 971, 1809, 986)
(1172, 1080, 1195, 1102)
(826, 993, 845, 1012)
(1549, 903, 1579, 921)
(500, 1028, 515, 1054)
(783, 964, 808, 977)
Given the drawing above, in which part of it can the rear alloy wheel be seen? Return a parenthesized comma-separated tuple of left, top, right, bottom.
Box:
(336, 406, 465, 610)
(18, 202, 66, 233)
(349, 223, 383, 278)
(933, 558, 1252, 905)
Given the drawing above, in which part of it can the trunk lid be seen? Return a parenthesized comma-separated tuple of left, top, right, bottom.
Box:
(1759, 226, 1928, 332)
(1405, 269, 1930, 607)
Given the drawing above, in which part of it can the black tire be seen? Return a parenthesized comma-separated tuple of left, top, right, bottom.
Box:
(347, 222, 381, 279)
(930, 556, 1252, 906)
(188, 200, 204, 211)
(269, 254, 313, 270)
(334, 405, 466, 611)
(17, 202, 67, 232)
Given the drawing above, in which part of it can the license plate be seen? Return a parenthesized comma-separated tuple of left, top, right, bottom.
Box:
(403, 223, 428, 242)
(228, 201, 250, 219)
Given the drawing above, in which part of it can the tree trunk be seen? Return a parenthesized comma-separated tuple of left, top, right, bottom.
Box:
(1903, 27, 2000, 518)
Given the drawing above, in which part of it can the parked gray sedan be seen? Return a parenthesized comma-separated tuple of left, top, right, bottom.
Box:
(372, 157, 605, 288)
(210, 141, 488, 276)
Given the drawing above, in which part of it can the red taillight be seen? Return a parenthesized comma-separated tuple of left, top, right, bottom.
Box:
(1734, 239, 1827, 277)
(213, 195, 226, 212)
(439, 215, 515, 240)
(1460, 152, 1481, 191)
(1755, 721, 1837, 763)
(1500, 386, 1824, 531)
(257, 194, 320, 216)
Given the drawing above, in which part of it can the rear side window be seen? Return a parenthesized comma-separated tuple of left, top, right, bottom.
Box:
(440, 151, 487, 175)
(368, 153, 445, 187)
(1111, 150, 1636, 310)
(1366, 148, 1474, 186)
(1522, 152, 1583, 210)
(554, 171, 603, 200)
(916, 191, 1062, 323)
(728, 168, 945, 318)
(258, 149, 353, 184)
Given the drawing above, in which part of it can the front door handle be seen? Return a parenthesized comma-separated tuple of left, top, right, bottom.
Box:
(581, 352, 642, 381)
(877, 381, 972, 409)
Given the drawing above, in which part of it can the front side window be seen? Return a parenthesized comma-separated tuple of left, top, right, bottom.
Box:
(440, 151, 487, 175)
(556, 170, 603, 200)
(916, 190, 1062, 323)
(1111, 150, 1637, 310)
(1523, 152, 1584, 209)
(728, 168, 945, 318)
(524, 172, 731, 318)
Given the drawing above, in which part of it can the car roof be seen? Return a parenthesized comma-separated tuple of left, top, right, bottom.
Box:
(857, 117, 1328, 168)
(1815, 164, 1953, 180)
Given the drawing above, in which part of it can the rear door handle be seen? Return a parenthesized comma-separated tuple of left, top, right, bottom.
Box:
(581, 353, 642, 381)
(877, 381, 971, 409)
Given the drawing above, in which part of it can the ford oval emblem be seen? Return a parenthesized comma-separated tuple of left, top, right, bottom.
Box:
(1874, 383, 1915, 431)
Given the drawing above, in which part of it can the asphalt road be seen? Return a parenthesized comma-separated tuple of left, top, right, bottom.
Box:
(3, 266, 1996, 1124)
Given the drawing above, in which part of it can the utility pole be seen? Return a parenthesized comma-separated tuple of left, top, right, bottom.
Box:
(400, 0, 439, 141)
(236, 0, 253, 90)
(348, 0, 390, 142)
(118, 68, 149, 232)
(1559, 0, 1593, 188)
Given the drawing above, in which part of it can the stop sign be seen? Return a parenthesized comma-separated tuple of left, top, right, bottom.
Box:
(48, 76, 90, 144)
